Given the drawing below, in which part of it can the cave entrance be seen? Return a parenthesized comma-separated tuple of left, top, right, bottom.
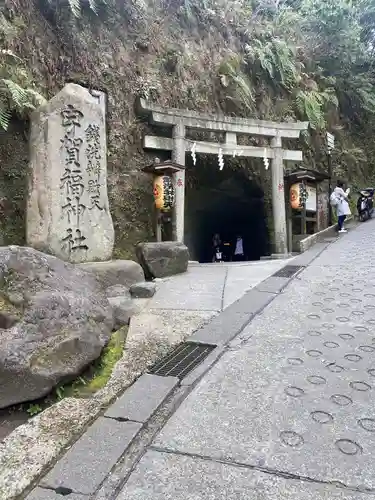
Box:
(185, 163, 269, 263)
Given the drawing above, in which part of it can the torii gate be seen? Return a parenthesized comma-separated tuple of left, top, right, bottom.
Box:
(139, 99, 308, 255)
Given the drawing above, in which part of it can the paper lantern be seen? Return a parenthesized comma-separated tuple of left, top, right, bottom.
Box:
(153, 175, 175, 211)
(290, 182, 307, 210)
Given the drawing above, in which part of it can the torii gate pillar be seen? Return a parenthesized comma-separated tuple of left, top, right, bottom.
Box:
(271, 135, 288, 254)
(172, 121, 186, 242)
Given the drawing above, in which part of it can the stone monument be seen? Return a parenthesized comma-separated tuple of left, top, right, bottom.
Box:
(27, 83, 114, 263)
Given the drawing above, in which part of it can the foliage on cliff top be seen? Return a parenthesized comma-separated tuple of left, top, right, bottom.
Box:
(11, 0, 375, 179)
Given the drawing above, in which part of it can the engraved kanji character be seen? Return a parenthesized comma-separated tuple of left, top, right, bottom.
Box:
(61, 136, 83, 166)
(62, 228, 88, 253)
(85, 124, 100, 143)
(88, 179, 101, 195)
(61, 105, 84, 134)
(62, 197, 86, 226)
(60, 169, 84, 198)
(89, 194, 103, 211)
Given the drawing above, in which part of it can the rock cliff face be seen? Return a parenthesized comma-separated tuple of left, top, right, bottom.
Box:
(0, 246, 114, 408)
(1, 0, 277, 257)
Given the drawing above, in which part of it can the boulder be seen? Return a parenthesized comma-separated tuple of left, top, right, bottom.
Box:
(108, 296, 137, 329)
(105, 284, 131, 299)
(130, 281, 157, 298)
(0, 246, 114, 409)
(136, 242, 189, 279)
(78, 260, 144, 289)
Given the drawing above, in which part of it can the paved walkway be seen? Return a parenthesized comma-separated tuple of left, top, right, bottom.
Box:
(149, 259, 291, 312)
(28, 222, 375, 500)
(119, 222, 375, 499)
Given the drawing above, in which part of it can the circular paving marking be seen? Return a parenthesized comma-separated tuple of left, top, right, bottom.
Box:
(353, 288, 363, 292)
(350, 381, 371, 392)
(284, 386, 304, 398)
(339, 333, 355, 340)
(358, 418, 375, 432)
(352, 311, 365, 316)
(365, 304, 375, 310)
(311, 411, 334, 424)
(340, 293, 350, 298)
(335, 439, 362, 456)
(307, 375, 326, 385)
(312, 302, 324, 307)
(339, 303, 350, 308)
(330, 394, 353, 406)
(351, 299, 363, 304)
(330, 287, 339, 292)
(306, 349, 322, 358)
(359, 345, 375, 353)
(325, 297, 335, 303)
(355, 326, 369, 332)
(322, 323, 335, 330)
(324, 341, 339, 349)
(287, 357, 304, 366)
(323, 308, 334, 314)
(327, 363, 345, 373)
(280, 431, 304, 448)
(336, 317, 350, 323)
(344, 354, 362, 362)
(365, 294, 375, 298)
(308, 314, 320, 320)
(308, 330, 322, 337)
(367, 368, 375, 377)
(367, 319, 375, 325)
(315, 292, 325, 297)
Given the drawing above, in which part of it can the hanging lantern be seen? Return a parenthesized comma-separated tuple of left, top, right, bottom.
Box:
(290, 183, 300, 209)
(290, 182, 307, 210)
(153, 175, 175, 211)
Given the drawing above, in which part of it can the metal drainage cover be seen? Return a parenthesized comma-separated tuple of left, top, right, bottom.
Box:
(272, 265, 304, 278)
(148, 342, 216, 379)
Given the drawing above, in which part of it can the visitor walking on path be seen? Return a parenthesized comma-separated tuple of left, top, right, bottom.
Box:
(332, 180, 351, 233)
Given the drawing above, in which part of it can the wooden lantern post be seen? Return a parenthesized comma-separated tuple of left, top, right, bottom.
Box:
(142, 160, 186, 242)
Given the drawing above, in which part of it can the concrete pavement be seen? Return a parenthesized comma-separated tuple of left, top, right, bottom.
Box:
(118, 222, 375, 499)
(26, 222, 375, 500)
(149, 259, 292, 312)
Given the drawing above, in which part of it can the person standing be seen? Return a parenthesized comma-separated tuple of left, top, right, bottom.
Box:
(333, 180, 351, 233)
(212, 233, 222, 262)
(233, 235, 245, 261)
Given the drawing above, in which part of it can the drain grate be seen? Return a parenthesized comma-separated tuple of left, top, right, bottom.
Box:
(148, 342, 216, 379)
(272, 265, 304, 278)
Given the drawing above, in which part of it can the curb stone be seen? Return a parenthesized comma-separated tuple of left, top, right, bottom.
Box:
(105, 374, 179, 422)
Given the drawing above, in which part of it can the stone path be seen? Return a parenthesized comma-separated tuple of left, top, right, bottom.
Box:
(27, 222, 375, 500)
(117, 222, 375, 499)
(149, 259, 291, 312)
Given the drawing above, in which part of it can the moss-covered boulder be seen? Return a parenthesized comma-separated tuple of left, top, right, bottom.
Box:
(0, 246, 114, 409)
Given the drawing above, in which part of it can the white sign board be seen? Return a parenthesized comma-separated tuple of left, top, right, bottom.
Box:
(305, 185, 317, 212)
(327, 132, 334, 152)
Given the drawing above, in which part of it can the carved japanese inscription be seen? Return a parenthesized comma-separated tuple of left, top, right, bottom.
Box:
(27, 83, 114, 263)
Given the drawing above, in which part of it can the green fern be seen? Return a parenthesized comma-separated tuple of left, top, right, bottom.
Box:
(0, 105, 11, 130)
(219, 56, 255, 112)
(68, 0, 81, 17)
(0, 32, 46, 130)
(245, 37, 298, 90)
(47, 0, 106, 17)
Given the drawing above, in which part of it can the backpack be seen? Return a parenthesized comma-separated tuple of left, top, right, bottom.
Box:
(330, 191, 340, 207)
